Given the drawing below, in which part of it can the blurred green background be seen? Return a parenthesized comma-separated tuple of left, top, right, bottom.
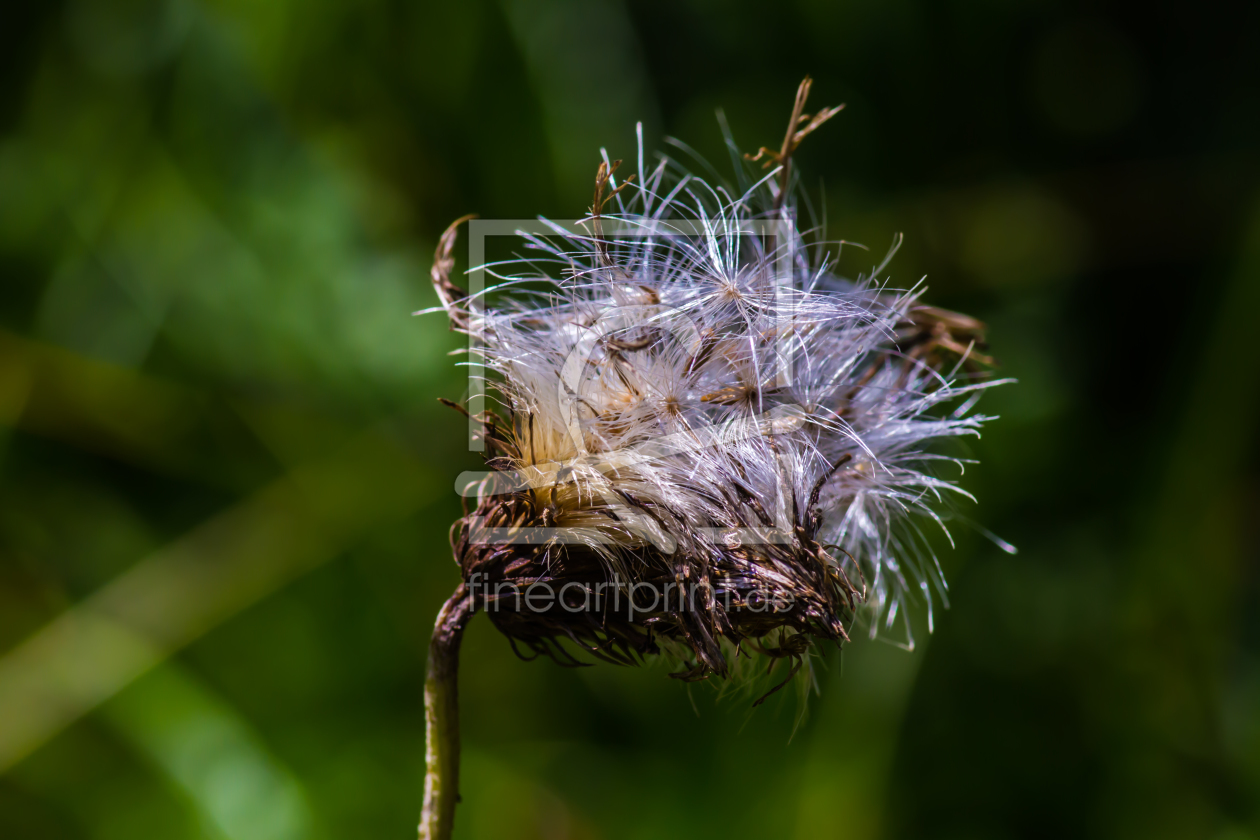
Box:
(1, 0, 1258, 838)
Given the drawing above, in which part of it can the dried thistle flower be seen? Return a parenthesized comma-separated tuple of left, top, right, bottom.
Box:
(417, 78, 1005, 840)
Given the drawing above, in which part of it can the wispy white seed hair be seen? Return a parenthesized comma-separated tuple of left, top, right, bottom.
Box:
(429, 113, 1007, 673)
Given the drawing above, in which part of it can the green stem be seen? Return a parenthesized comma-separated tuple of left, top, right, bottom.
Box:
(419, 584, 473, 840)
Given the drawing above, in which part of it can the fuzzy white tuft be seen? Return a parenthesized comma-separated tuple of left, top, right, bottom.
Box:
(430, 124, 1008, 651)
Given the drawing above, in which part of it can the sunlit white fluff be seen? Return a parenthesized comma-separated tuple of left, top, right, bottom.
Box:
(431, 125, 1007, 649)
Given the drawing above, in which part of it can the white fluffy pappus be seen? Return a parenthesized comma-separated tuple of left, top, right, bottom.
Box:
(426, 98, 1009, 677)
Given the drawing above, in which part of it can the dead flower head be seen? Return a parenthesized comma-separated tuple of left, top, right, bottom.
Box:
(427, 79, 1005, 702)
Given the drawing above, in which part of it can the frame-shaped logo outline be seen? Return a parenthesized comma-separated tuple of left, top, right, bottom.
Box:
(458, 218, 801, 549)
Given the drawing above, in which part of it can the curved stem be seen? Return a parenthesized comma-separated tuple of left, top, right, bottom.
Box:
(419, 584, 474, 840)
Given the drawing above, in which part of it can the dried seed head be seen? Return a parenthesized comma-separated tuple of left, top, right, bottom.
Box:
(428, 81, 1006, 698)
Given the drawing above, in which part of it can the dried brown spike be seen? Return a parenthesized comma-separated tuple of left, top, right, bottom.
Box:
(744, 76, 845, 215)
(591, 160, 637, 268)
(430, 213, 478, 332)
